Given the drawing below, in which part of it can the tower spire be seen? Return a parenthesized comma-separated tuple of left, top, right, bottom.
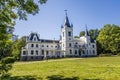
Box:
(85, 24, 89, 36)
(64, 10, 70, 27)
(64, 10, 67, 16)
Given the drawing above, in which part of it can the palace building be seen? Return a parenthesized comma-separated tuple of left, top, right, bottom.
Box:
(20, 13, 97, 61)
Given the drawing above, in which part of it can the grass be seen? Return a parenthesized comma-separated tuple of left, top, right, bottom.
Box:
(5, 57, 120, 80)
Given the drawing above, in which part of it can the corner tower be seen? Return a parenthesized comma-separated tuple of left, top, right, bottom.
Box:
(61, 10, 73, 57)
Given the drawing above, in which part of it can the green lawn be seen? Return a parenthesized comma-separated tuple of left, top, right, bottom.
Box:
(6, 57, 120, 80)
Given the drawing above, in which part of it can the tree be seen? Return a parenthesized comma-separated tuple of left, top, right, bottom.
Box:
(88, 29, 99, 40)
(0, 0, 47, 77)
(74, 36, 79, 38)
(12, 36, 26, 60)
(79, 29, 99, 40)
(79, 31, 85, 37)
(97, 24, 120, 54)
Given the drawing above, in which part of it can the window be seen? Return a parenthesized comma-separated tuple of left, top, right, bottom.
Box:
(69, 43, 71, 47)
(79, 49, 81, 55)
(79, 45, 81, 47)
(55, 46, 57, 48)
(31, 56, 33, 59)
(23, 51, 26, 55)
(42, 45, 44, 47)
(75, 50, 77, 54)
(68, 31, 71, 36)
(51, 45, 53, 47)
(63, 44, 64, 47)
(31, 44, 34, 47)
(83, 50, 85, 54)
(63, 32, 64, 37)
(47, 45, 49, 47)
(36, 50, 38, 55)
(92, 45, 94, 48)
(34, 38, 36, 41)
(70, 49, 72, 54)
(42, 50, 44, 55)
(93, 50, 95, 54)
(36, 44, 38, 47)
(31, 50, 34, 55)
(46, 51, 49, 55)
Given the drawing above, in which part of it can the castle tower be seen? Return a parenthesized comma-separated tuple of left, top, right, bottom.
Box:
(61, 10, 73, 57)
(84, 25, 91, 44)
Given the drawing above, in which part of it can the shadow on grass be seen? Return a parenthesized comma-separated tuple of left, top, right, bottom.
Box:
(1, 74, 101, 80)
(47, 75, 79, 80)
(47, 75, 101, 80)
(1, 75, 42, 80)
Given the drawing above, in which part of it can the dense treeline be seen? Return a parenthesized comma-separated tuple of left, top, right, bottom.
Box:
(76, 24, 120, 55)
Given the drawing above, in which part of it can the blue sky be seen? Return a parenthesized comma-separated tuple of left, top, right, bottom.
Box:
(14, 0, 120, 39)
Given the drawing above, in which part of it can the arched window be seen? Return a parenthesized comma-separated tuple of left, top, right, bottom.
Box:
(69, 43, 71, 47)
(46, 51, 49, 55)
(75, 50, 77, 54)
(63, 32, 64, 37)
(93, 50, 95, 54)
(68, 31, 71, 36)
(31, 44, 34, 47)
(23, 51, 26, 55)
(83, 50, 85, 54)
(31, 50, 34, 55)
(34, 38, 36, 41)
(36, 44, 38, 47)
(42, 50, 44, 55)
(70, 49, 72, 54)
(36, 50, 38, 55)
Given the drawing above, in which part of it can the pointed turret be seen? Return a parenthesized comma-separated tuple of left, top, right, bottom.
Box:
(85, 25, 89, 36)
(64, 10, 71, 27)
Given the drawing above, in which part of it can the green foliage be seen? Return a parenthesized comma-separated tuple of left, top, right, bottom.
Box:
(79, 29, 99, 40)
(97, 24, 120, 54)
(79, 31, 85, 37)
(0, 57, 15, 77)
(74, 36, 79, 38)
(12, 36, 26, 60)
(89, 29, 99, 40)
(0, 0, 47, 77)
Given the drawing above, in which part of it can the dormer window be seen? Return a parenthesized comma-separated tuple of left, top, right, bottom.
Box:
(34, 38, 36, 41)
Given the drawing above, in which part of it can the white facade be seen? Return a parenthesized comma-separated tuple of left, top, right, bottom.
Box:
(21, 14, 97, 61)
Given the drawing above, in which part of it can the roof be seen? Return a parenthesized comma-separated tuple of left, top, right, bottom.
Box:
(64, 15, 71, 27)
(85, 25, 89, 36)
(41, 39, 59, 43)
(28, 32, 59, 43)
(29, 33, 40, 41)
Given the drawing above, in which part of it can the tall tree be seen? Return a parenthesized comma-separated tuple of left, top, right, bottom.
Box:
(97, 24, 120, 54)
(0, 0, 47, 77)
